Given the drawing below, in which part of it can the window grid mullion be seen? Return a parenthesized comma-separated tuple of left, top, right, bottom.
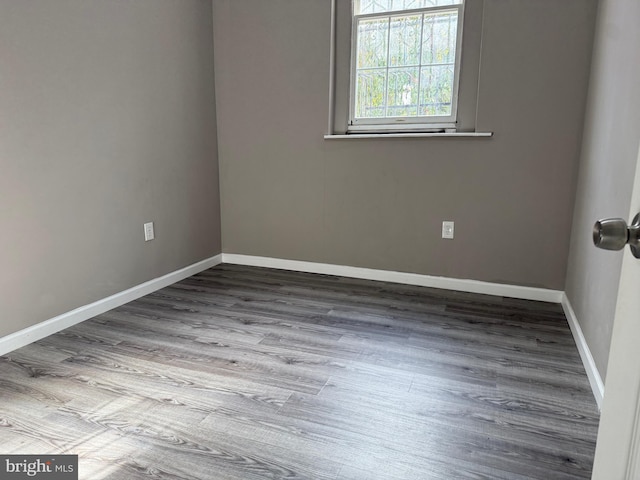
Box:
(428, 11, 435, 113)
(417, 12, 425, 116)
(384, 15, 391, 118)
(448, 7, 452, 69)
(357, 65, 401, 72)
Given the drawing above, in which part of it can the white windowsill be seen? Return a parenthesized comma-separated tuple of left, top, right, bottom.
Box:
(324, 132, 493, 140)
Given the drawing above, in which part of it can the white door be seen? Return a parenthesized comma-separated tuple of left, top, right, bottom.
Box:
(591, 144, 640, 479)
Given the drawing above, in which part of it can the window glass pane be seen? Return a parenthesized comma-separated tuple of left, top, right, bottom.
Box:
(357, 18, 389, 68)
(419, 64, 454, 116)
(356, 70, 387, 117)
(386, 67, 419, 116)
(352, 1, 461, 122)
(389, 15, 421, 67)
(356, 0, 389, 15)
(355, 0, 461, 15)
(422, 11, 457, 65)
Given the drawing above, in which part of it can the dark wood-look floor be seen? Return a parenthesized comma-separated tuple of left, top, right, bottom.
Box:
(0, 264, 599, 479)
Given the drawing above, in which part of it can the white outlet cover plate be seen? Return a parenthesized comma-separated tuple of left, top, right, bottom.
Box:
(442, 221, 454, 239)
(144, 222, 155, 241)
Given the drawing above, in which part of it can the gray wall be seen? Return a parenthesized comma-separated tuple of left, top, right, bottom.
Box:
(565, 0, 640, 382)
(0, 0, 221, 338)
(213, 0, 596, 290)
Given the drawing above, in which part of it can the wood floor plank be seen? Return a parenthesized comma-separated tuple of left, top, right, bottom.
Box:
(0, 264, 599, 479)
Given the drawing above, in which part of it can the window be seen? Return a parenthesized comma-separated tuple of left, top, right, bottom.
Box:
(349, 0, 464, 132)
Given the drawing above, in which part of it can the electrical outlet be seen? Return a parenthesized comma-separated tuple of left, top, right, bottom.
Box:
(144, 222, 155, 242)
(442, 221, 454, 239)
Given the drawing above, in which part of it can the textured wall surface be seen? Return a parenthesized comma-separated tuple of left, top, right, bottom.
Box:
(566, 0, 640, 382)
(213, 0, 596, 290)
(0, 0, 221, 338)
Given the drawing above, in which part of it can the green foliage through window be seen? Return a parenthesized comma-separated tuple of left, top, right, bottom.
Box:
(352, 2, 461, 122)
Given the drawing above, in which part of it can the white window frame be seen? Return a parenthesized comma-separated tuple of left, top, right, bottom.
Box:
(348, 1, 465, 133)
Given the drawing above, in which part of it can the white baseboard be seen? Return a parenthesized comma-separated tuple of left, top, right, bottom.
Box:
(223, 254, 605, 406)
(561, 293, 605, 409)
(0, 254, 223, 357)
(4, 252, 601, 410)
(221, 254, 564, 303)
